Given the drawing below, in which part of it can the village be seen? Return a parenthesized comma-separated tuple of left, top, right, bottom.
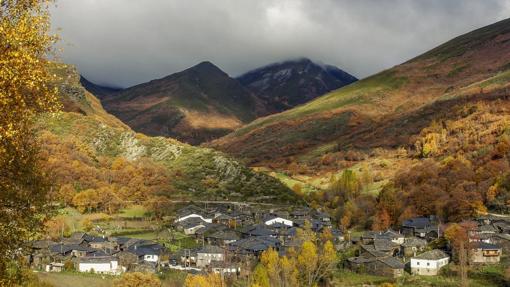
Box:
(26, 202, 510, 283)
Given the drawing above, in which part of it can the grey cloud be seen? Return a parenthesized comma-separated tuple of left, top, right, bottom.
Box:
(50, 0, 510, 87)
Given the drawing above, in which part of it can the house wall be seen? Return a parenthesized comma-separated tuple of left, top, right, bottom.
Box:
(184, 225, 205, 235)
(196, 253, 224, 268)
(392, 237, 405, 245)
(410, 257, 449, 275)
(471, 249, 501, 264)
(367, 261, 403, 278)
(265, 218, 293, 227)
(79, 261, 118, 274)
(144, 254, 159, 263)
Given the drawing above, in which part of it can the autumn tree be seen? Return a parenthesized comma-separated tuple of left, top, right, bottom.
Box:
(257, 239, 337, 287)
(251, 264, 270, 287)
(0, 0, 60, 282)
(113, 272, 161, 287)
(44, 215, 70, 240)
(297, 240, 337, 287)
(372, 208, 392, 231)
(330, 169, 361, 200)
(184, 273, 224, 287)
(260, 248, 281, 286)
(444, 221, 476, 262)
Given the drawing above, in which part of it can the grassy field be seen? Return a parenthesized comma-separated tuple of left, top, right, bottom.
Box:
(37, 271, 187, 287)
(38, 272, 114, 287)
(333, 262, 509, 287)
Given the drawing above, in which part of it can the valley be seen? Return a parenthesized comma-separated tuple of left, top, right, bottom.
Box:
(4, 2, 510, 286)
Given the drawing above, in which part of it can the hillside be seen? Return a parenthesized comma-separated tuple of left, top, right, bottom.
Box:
(36, 64, 297, 206)
(209, 18, 510, 226)
(101, 61, 264, 145)
(238, 58, 357, 112)
(211, 18, 510, 164)
(80, 76, 122, 100)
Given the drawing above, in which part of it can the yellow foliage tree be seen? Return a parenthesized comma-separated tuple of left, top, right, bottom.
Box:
(184, 273, 224, 287)
(297, 240, 337, 287)
(260, 248, 281, 286)
(0, 0, 60, 282)
(251, 264, 270, 287)
(113, 272, 161, 287)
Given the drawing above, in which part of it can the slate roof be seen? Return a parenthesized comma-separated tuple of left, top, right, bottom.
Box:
(195, 223, 226, 236)
(360, 246, 389, 258)
(473, 242, 501, 250)
(413, 249, 449, 260)
(373, 239, 399, 251)
(476, 224, 498, 233)
(402, 237, 427, 247)
(241, 224, 277, 237)
(229, 236, 279, 253)
(363, 230, 403, 241)
(348, 256, 375, 264)
(49, 244, 95, 255)
(206, 229, 240, 241)
(402, 217, 434, 229)
(79, 256, 117, 263)
(127, 244, 163, 257)
(197, 245, 224, 254)
(378, 257, 405, 269)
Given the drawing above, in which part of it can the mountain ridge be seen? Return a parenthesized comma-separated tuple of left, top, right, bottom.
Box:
(210, 18, 510, 164)
(237, 58, 357, 113)
(101, 61, 263, 145)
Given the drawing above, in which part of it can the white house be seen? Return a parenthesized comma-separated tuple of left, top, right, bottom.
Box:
(78, 256, 123, 275)
(411, 250, 449, 276)
(264, 215, 293, 227)
(196, 245, 225, 268)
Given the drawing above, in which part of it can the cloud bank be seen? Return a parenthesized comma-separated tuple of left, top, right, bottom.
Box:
(51, 0, 510, 87)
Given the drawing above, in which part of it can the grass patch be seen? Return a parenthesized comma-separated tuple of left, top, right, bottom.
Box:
(38, 272, 114, 287)
(118, 205, 148, 218)
(333, 270, 390, 286)
(270, 172, 321, 194)
(231, 70, 407, 138)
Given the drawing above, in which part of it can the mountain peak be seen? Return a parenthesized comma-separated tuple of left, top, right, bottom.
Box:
(188, 61, 225, 74)
(237, 58, 357, 112)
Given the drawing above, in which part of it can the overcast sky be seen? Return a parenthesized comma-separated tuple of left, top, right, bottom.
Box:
(51, 0, 510, 88)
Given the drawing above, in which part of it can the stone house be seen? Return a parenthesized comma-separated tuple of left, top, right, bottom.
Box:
(401, 237, 428, 258)
(401, 216, 439, 240)
(347, 256, 404, 278)
(196, 245, 225, 268)
(471, 242, 502, 264)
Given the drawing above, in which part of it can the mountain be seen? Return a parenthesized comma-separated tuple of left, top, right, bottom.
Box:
(210, 17, 510, 225)
(101, 61, 264, 145)
(211, 18, 510, 164)
(237, 58, 357, 112)
(36, 64, 297, 204)
(80, 76, 122, 100)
